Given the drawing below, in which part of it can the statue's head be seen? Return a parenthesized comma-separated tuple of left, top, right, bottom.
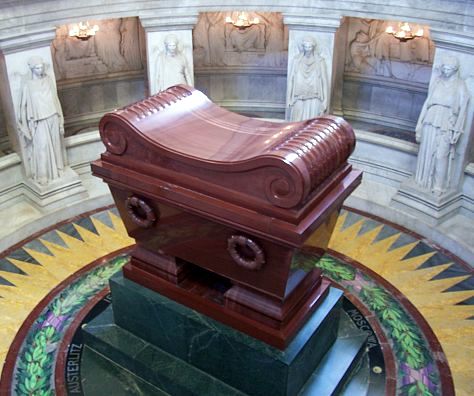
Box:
(301, 36, 316, 55)
(164, 34, 179, 56)
(355, 31, 369, 43)
(27, 56, 46, 78)
(439, 56, 459, 78)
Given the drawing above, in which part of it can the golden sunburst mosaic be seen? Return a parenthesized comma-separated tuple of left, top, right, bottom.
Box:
(0, 211, 133, 372)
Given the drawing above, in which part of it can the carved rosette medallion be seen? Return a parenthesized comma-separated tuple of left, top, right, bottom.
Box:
(227, 235, 265, 271)
(125, 196, 158, 228)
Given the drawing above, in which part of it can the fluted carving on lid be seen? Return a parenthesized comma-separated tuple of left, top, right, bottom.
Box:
(119, 85, 192, 121)
(271, 116, 355, 192)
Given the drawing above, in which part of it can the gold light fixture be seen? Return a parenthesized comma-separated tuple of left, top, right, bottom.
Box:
(225, 12, 259, 29)
(385, 22, 424, 42)
(68, 21, 99, 40)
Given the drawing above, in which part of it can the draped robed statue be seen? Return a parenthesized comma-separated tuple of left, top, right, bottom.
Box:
(414, 56, 470, 195)
(17, 56, 66, 185)
(287, 36, 328, 121)
(155, 34, 193, 93)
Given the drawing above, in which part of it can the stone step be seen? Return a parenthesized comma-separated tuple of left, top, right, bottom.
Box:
(82, 306, 245, 396)
(339, 354, 371, 396)
(299, 328, 367, 396)
(83, 308, 369, 396)
(81, 346, 169, 396)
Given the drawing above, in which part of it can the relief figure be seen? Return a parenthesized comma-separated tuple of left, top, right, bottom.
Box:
(206, 12, 226, 65)
(120, 17, 143, 70)
(94, 19, 127, 72)
(347, 31, 377, 73)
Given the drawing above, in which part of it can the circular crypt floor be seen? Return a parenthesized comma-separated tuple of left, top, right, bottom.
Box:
(0, 206, 472, 395)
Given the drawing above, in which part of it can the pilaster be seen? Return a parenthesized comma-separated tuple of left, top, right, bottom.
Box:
(139, 14, 198, 95)
(283, 14, 342, 120)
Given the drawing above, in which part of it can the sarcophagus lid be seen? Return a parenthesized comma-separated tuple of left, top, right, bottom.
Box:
(93, 85, 360, 246)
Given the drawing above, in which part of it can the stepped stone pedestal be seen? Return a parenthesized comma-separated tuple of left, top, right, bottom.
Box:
(82, 272, 367, 396)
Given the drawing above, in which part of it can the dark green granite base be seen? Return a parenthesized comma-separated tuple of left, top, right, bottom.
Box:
(82, 309, 369, 396)
(81, 343, 169, 396)
(82, 307, 244, 395)
(83, 272, 347, 396)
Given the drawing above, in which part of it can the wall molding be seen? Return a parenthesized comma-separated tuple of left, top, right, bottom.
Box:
(344, 73, 429, 94)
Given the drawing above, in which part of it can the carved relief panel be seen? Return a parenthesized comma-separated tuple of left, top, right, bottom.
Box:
(193, 12, 289, 119)
(51, 17, 147, 136)
(193, 12, 288, 68)
(52, 17, 146, 80)
(341, 17, 435, 132)
(344, 17, 434, 83)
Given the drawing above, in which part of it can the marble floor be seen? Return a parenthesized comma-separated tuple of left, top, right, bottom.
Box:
(0, 206, 472, 395)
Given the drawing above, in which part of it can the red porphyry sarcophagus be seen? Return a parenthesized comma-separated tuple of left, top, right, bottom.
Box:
(92, 85, 362, 349)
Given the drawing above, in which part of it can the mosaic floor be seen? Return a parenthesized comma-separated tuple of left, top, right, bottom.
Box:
(0, 207, 472, 395)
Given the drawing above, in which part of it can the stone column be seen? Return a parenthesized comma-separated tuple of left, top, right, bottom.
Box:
(0, 29, 87, 210)
(392, 31, 474, 224)
(139, 14, 197, 96)
(283, 15, 342, 121)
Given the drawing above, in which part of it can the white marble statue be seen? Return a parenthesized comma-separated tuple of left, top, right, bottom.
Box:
(287, 36, 328, 121)
(17, 57, 66, 185)
(155, 34, 193, 92)
(414, 56, 470, 195)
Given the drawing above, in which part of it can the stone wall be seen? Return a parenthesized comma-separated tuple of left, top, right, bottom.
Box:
(58, 72, 146, 136)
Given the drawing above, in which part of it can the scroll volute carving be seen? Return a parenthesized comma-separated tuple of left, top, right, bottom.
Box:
(263, 168, 304, 209)
(101, 121, 128, 155)
(268, 116, 356, 207)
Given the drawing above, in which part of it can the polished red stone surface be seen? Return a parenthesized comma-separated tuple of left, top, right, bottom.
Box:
(92, 86, 362, 348)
